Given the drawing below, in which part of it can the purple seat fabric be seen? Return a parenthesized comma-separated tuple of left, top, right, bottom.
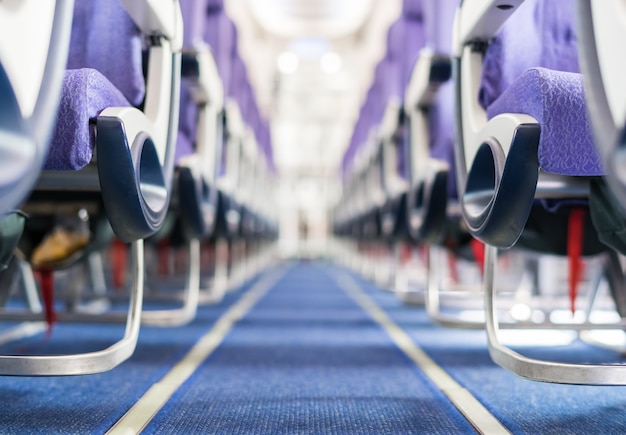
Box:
(342, 0, 427, 178)
(48, 0, 145, 170)
(67, 0, 144, 106)
(479, 0, 579, 108)
(487, 67, 600, 176)
(381, 34, 403, 101)
(206, 13, 236, 95)
(46, 69, 131, 170)
(478, 0, 602, 177)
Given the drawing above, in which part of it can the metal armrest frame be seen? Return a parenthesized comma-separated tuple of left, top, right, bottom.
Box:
(453, 0, 524, 195)
(97, 3, 183, 241)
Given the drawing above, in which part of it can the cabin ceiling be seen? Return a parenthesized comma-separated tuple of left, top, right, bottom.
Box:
(225, 0, 400, 187)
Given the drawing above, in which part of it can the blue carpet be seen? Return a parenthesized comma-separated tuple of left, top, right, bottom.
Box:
(1, 261, 624, 433)
(0, 274, 260, 434)
(341, 265, 626, 434)
(144, 264, 475, 434)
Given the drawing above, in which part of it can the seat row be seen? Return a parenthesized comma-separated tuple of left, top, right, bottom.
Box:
(333, 0, 626, 385)
(0, 0, 277, 375)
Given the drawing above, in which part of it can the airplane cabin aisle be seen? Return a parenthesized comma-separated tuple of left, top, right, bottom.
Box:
(0, 262, 624, 434)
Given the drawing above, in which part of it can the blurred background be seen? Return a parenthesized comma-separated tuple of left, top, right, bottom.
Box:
(225, 0, 401, 258)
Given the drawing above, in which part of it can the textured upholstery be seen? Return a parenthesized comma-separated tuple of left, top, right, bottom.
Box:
(48, 0, 144, 170)
(478, 0, 602, 177)
(67, 0, 144, 106)
(479, 0, 579, 109)
(487, 67, 601, 176)
(46, 69, 131, 170)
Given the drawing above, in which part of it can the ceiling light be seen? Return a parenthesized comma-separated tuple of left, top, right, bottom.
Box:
(277, 51, 299, 74)
(320, 51, 342, 74)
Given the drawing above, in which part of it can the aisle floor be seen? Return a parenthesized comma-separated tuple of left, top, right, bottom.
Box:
(0, 262, 624, 433)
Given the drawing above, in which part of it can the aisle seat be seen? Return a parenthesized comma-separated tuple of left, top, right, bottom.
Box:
(455, 0, 626, 385)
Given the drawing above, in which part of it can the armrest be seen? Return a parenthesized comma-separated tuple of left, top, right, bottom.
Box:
(404, 48, 452, 111)
(404, 48, 451, 185)
(453, 0, 524, 56)
(120, 0, 183, 50)
(119, 0, 183, 166)
(97, 1, 183, 241)
(454, 0, 525, 192)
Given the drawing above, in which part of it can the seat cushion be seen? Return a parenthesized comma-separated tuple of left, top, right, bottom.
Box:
(479, 0, 579, 110)
(68, 0, 144, 106)
(46, 68, 131, 170)
(486, 67, 602, 176)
